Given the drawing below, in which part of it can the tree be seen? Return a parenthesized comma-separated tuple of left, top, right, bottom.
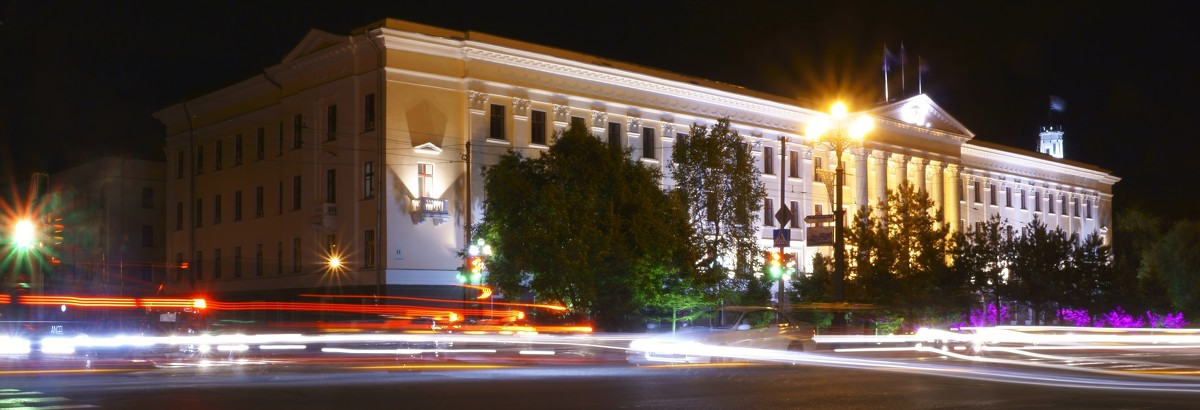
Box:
(1115, 207, 1166, 312)
(477, 123, 699, 331)
(847, 182, 961, 317)
(1007, 218, 1073, 324)
(1141, 220, 1200, 318)
(953, 215, 1012, 313)
(669, 118, 768, 304)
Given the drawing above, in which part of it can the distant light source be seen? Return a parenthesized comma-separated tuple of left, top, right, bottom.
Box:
(328, 256, 342, 269)
(14, 219, 35, 249)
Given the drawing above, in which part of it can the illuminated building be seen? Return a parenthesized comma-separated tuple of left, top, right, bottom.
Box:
(153, 19, 1117, 298)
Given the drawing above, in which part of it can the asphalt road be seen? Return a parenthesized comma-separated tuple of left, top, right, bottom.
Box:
(5, 350, 1200, 409)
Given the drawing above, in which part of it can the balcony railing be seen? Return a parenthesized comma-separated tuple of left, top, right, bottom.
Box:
(415, 197, 449, 223)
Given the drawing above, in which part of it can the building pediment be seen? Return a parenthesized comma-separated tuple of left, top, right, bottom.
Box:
(280, 29, 346, 65)
(867, 94, 974, 141)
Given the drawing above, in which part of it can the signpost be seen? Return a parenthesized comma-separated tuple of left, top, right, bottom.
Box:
(805, 214, 836, 247)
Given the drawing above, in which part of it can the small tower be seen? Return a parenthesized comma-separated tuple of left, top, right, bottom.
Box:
(1038, 125, 1064, 159)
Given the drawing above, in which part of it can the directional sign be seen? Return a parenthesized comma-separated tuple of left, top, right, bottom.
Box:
(773, 228, 791, 248)
(804, 214, 835, 224)
(774, 204, 793, 228)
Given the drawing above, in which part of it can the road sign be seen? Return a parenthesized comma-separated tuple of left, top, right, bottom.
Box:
(773, 229, 791, 247)
(774, 205, 792, 228)
(807, 226, 833, 246)
(804, 214, 835, 224)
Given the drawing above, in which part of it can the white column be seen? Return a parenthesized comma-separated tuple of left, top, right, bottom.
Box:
(854, 149, 869, 212)
(913, 157, 927, 194)
(931, 160, 944, 212)
(873, 151, 889, 207)
(945, 164, 960, 231)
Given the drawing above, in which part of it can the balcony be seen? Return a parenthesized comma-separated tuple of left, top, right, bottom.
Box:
(311, 203, 337, 231)
(414, 197, 450, 223)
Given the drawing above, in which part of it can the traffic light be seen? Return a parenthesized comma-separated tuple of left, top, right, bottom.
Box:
(782, 253, 797, 279)
(468, 256, 484, 283)
(48, 216, 64, 246)
(766, 250, 783, 278)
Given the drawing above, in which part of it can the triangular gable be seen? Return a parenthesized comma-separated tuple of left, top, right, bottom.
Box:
(867, 94, 975, 139)
(280, 29, 346, 65)
(413, 142, 443, 155)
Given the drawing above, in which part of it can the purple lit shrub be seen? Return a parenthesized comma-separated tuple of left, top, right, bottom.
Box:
(1057, 308, 1092, 327)
(967, 303, 1010, 327)
(1146, 311, 1187, 329)
(1099, 307, 1144, 328)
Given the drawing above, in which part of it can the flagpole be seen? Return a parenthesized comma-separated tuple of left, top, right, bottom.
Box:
(901, 43, 906, 96)
(883, 46, 890, 102)
(918, 55, 923, 95)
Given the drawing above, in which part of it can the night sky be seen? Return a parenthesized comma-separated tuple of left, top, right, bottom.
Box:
(1, 1, 1195, 222)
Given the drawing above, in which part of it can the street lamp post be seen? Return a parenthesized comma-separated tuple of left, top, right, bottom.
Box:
(805, 102, 873, 318)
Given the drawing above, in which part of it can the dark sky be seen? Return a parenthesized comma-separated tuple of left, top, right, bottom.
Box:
(1, 1, 1195, 221)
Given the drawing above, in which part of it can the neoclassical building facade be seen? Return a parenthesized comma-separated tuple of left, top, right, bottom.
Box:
(154, 19, 1117, 299)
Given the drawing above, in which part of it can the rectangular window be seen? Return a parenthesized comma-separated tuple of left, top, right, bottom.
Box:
(255, 244, 264, 276)
(531, 110, 547, 145)
(234, 246, 243, 278)
(363, 161, 375, 199)
(176, 202, 183, 230)
(989, 184, 997, 205)
(1073, 197, 1080, 217)
(234, 190, 243, 221)
(195, 146, 204, 174)
(293, 238, 301, 273)
(814, 156, 822, 172)
(815, 204, 824, 215)
(570, 116, 586, 131)
(764, 198, 774, 226)
(364, 230, 376, 268)
(1060, 194, 1067, 216)
(326, 104, 337, 141)
(293, 176, 302, 210)
(256, 128, 265, 160)
(642, 128, 656, 159)
(1021, 189, 1027, 210)
(957, 179, 965, 202)
(1034, 191, 1042, 212)
(234, 134, 244, 165)
(608, 122, 622, 152)
(418, 163, 433, 198)
(789, 151, 799, 177)
(1086, 199, 1093, 218)
(764, 147, 775, 175)
(214, 194, 222, 224)
(1048, 192, 1056, 214)
(1005, 187, 1012, 208)
(142, 187, 154, 209)
(214, 248, 222, 279)
(364, 93, 376, 131)
(326, 169, 336, 203)
(142, 225, 153, 247)
(790, 200, 800, 228)
(215, 140, 223, 170)
(277, 241, 284, 275)
(194, 198, 203, 227)
(278, 122, 284, 156)
(195, 251, 203, 280)
(293, 114, 303, 149)
(490, 104, 506, 140)
(326, 234, 337, 255)
(255, 186, 264, 217)
(177, 151, 184, 179)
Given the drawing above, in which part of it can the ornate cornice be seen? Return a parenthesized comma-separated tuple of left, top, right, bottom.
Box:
(461, 46, 809, 131)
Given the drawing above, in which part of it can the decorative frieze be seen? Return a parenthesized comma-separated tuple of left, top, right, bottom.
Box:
(553, 104, 571, 124)
(468, 91, 489, 114)
(512, 97, 530, 118)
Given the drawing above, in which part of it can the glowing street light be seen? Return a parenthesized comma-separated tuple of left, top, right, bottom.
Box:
(806, 101, 873, 309)
(13, 219, 35, 250)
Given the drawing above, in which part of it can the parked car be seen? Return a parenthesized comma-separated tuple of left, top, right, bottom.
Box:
(628, 306, 816, 364)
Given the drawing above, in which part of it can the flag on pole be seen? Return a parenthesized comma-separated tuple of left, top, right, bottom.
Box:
(900, 43, 908, 95)
(918, 56, 931, 94)
(1049, 95, 1066, 112)
(883, 45, 897, 101)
